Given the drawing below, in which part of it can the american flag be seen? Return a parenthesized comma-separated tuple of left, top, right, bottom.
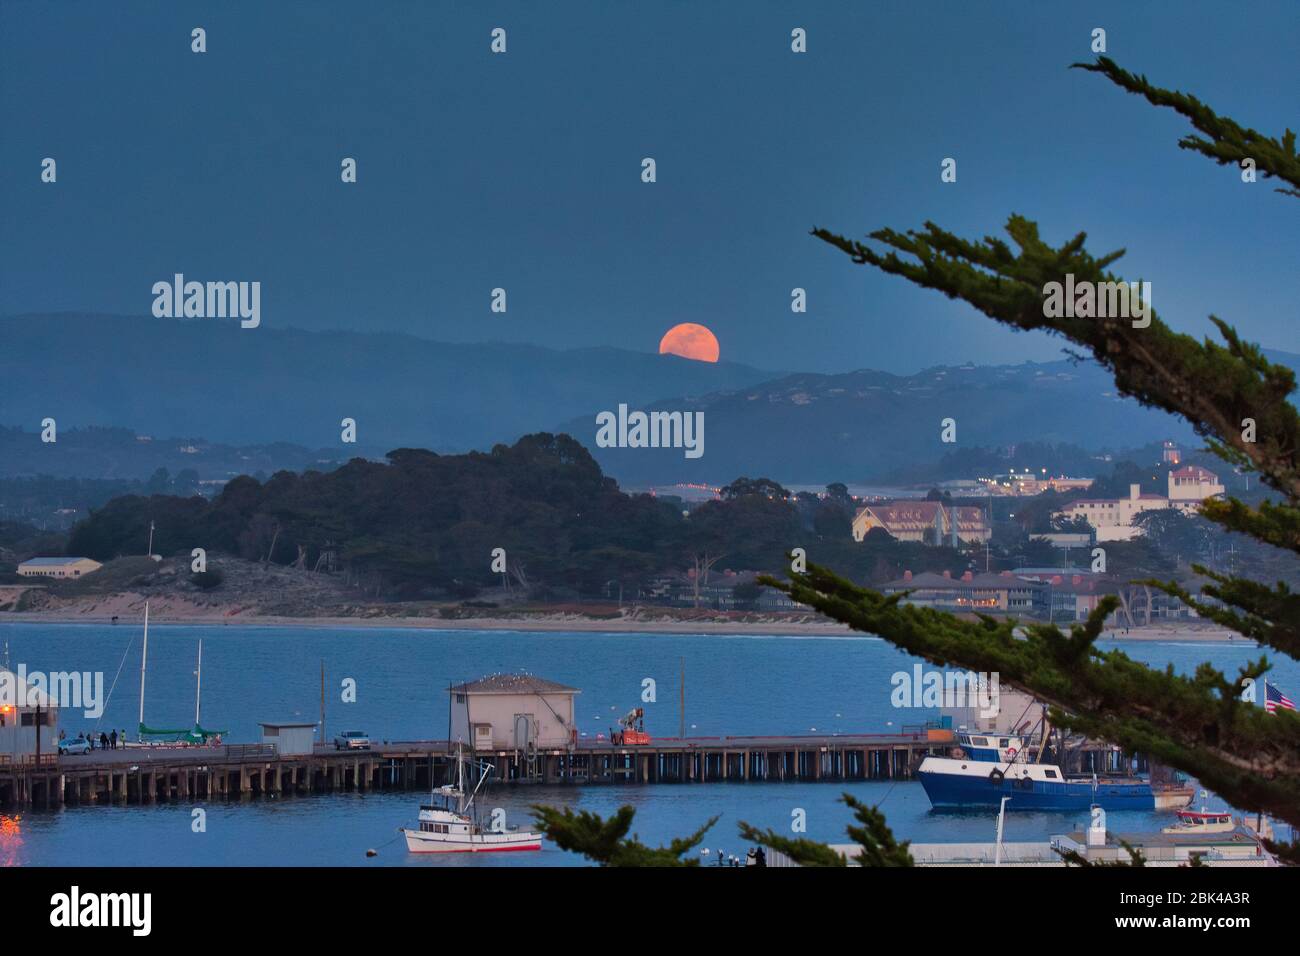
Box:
(1265, 681, 1296, 714)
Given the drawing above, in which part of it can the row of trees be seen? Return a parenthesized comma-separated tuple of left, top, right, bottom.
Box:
(63, 435, 974, 598)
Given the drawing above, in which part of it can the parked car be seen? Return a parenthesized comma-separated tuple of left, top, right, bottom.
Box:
(334, 730, 370, 750)
(58, 736, 92, 756)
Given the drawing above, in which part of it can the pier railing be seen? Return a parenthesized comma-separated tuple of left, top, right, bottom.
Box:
(0, 753, 58, 767)
(224, 743, 277, 759)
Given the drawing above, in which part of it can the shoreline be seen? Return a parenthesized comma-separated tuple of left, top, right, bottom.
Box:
(0, 609, 1252, 642)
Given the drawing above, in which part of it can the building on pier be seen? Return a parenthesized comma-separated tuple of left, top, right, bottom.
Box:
(449, 674, 580, 752)
(259, 721, 318, 756)
(0, 666, 60, 765)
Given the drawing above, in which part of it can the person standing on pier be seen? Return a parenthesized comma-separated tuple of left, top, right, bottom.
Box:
(110, 729, 118, 750)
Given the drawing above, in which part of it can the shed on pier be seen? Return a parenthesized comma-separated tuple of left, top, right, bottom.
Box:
(449, 674, 579, 751)
(259, 721, 317, 756)
(0, 666, 60, 763)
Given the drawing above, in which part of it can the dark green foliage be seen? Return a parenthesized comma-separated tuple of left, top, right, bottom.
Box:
(0, 520, 65, 565)
(531, 804, 716, 867)
(1057, 841, 1147, 868)
(191, 569, 224, 590)
(69, 435, 687, 598)
(735, 824, 847, 867)
(794, 56, 1300, 863)
(1072, 57, 1300, 201)
(740, 793, 913, 867)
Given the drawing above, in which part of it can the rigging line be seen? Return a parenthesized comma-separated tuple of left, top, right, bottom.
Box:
(94, 631, 136, 732)
(533, 691, 568, 728)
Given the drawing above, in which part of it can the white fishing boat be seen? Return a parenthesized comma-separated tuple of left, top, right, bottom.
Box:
(401, 745, 542, 853)
(1162, 793, 1236, 834)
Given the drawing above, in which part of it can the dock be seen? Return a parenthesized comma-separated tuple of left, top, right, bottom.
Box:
(0, 732, 950, 808)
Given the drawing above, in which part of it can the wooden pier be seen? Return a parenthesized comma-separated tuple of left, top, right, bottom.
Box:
(0, 732, 952, 808)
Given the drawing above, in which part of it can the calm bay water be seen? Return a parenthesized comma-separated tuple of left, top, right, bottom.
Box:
(0, 622, 1292, 866)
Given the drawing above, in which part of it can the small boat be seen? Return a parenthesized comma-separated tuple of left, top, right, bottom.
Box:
(1162, 794, 1235, 834)
(401, 745, 542, 853)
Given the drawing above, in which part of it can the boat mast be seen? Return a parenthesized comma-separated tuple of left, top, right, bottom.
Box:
(456, 743, 468, 814)
(194, 638, 203, 727)
(138, 601, 150, 740)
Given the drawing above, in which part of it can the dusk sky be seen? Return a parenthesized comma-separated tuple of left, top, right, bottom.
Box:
(3, 0, 1296, 374)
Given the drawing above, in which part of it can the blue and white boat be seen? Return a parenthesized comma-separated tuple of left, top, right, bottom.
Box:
(954, 731, 1031, 763)
(916, 756, 1155, 811)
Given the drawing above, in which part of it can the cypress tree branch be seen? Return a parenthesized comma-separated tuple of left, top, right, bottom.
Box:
(758, 563, 1300, 858)
(531, 804, 717, 866)
(735, 823, 849, 867)
(811, 218, 1300, 501)
(1072, 57, 1300, 199)
(738, 792, 914, 867)
(1145, 571, 1300, 659)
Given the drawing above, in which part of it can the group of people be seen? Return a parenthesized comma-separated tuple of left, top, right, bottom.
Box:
(58, 728, 129, 749)
(711, 847, 767, 867)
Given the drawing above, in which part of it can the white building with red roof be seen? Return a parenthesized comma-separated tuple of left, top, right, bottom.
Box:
(1167, 465, 1224, 508)
(852, 500, 990, 546)
(1055, 465, 1224, 542)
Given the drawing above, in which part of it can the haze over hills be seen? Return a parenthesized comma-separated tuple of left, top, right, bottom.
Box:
(3, 314, 1296, 487)
(566, 351, 1300, 486)
(0, 314, 779, 453)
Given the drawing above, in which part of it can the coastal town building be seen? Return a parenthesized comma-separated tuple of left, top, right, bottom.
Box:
(1030, 573, 1110, 622)
(852, 502, 990, 546)
(0, 666, 60, 763)
(640, 571, 804, 611)
(1053, 466, 1225, 542)
(449, 674, 579, 752)
(981, 474, 1094, 496)
(16, 556, 102, 579)
(1166, 465, 1225, 509)
(881, 570, 1041, 614)
(944, 686, 1042, 737)
(1030, 532, 1093, 550)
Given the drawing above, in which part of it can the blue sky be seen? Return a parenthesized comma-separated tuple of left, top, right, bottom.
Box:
(2, 0, 1296, 374)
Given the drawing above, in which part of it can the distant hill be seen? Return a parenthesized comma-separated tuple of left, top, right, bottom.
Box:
(5, 314, 1295, 489)
(0, 314, 779, 453)
(0, 425, 352, 481)
(563, 353, 1300, 486)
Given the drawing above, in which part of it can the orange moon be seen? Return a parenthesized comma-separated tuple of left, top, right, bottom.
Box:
(658, 323, 720, 363)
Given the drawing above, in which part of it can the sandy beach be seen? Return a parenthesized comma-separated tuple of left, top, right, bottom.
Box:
(0, 588, 1250, 642)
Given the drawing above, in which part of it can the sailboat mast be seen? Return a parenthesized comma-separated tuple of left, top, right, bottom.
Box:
(138, 601, 150, 737)
(457, 745, 465, 813)
(194, 638, 203, 726)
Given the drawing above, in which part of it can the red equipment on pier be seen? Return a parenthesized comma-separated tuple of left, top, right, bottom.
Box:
(613, 707, 651, 745)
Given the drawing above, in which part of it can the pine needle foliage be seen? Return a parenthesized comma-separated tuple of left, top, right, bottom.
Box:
(780, 58, 1300, 864)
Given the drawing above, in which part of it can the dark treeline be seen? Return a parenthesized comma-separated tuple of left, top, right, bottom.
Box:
(63, 434, 970, 600)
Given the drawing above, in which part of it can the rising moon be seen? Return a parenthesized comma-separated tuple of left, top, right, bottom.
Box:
(658, 323, 720, 363)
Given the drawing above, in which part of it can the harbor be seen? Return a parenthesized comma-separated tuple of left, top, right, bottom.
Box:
(0, 621, 1285, 867)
